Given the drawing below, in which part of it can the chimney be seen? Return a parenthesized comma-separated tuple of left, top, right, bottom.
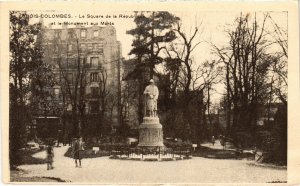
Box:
(62, 23, 68, 29)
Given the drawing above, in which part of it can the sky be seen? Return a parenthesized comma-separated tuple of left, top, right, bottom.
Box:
(29, 10, 287, 104)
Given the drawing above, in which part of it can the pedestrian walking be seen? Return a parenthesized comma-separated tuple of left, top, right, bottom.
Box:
(220, 135, 226, 150)
(63, 135, 66, 146)
(68, 133, 72, 146)
(211, 136, 215, 146)
(56, 130, 62, 147)
(73, 137, 84, 168)
(46, 143, 54, 170)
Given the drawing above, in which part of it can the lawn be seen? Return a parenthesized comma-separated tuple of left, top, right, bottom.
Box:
(10, 170, 65, 182)
(193, 146, 253, 159)
(18, 149, 47, 165)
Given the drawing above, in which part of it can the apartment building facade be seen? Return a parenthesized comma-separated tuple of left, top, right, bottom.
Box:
(34, 23, 122, 139)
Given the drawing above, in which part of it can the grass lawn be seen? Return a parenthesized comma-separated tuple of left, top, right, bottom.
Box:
(10, 170, 66, 182)
(18, 149, 47, 165)
(10, 149, 54, 182)
(193, 146, 253, 159)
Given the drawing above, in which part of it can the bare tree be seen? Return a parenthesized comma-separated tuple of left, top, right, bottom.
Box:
(268, 14, 288, 105)
(54, 30, 88, 137)
(118, 80, 139, 137)
(95, 68, 116, 136)
(164, 21, 222, 142)
(212, 13, 277, 141)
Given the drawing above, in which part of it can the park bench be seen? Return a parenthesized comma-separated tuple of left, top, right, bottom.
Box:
(235, 148, 243, 158)
(120, 146, 130, 157)
(181, 147, 192, 158)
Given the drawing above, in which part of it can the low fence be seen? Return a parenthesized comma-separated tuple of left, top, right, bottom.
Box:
(110, 146, 192, 160)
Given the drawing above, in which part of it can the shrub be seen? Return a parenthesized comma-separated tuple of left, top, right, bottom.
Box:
(17, 149, 47, 166)
(234, 131, 254, 148)
(164, 140, 192, 149)
(64, 147, 110, 158)
(256, 105, 287, 165)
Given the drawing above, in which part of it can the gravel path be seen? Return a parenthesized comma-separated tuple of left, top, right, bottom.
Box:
(17, 146, 286, 183)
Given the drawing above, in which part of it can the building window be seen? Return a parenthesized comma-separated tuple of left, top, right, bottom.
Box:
(99, 55, 103, 63)
(68, 59, 77, 68)
(68, 44, 72, 52)
(80, 30, 86, 38)
(90, 101, 99, 113)
(93, 30, 99, 37)
(80, 44, 85, 51)
(80, 57, 85, 65)
(90, 87, 99, 97)
(66, 60, 71, 68)
(93, 43, 103, 53)
(90, 72, 99, 82)
(92, 43, 97, 51)
(55, 31, 60, 38)
(90, 57, 99, 68)
(67, 73, 73, 83)
(68, 30, 74, 39)
(99, 41, 103, 49)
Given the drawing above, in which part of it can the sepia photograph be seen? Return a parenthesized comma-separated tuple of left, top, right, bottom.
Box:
(0, 2, 297, 184)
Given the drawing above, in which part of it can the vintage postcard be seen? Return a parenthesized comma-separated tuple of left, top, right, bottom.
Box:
(0, 1, 299, 185)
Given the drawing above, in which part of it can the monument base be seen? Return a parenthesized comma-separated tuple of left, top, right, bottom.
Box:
(138, 117, 164, 147)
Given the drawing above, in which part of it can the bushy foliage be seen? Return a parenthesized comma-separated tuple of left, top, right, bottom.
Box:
(86, 142, 128, 150)
(10, 11, 44, 168)
(163, 140, 192, 149)
(64, 147, 110, 159)
(9, 11, 55, 169)
(257, 105, 287, 165)
(234, 131, 254, 148)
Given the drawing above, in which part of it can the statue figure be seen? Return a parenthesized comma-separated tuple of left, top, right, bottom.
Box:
(144, 79, 159, 117)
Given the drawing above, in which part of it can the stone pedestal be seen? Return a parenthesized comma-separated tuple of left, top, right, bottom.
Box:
(138, 117, 164, 147)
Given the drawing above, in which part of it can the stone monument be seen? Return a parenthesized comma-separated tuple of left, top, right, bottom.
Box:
(138, 79, 164, 147)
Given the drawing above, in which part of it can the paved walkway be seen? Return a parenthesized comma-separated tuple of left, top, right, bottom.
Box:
(17, 146, 286, 183)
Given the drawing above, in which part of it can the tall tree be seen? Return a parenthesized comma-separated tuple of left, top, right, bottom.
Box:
(165, 21, 222, 142)
(127, 11, 180, 79)
(29, 31, 58, 119)
(9, 11, 52, 168)
(268, 14, 287, 106)
(126, 11, 180, 123)
(213, 13, 276, 142)
(54, 30, 88, 138)
(96, 68, 116, 137)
